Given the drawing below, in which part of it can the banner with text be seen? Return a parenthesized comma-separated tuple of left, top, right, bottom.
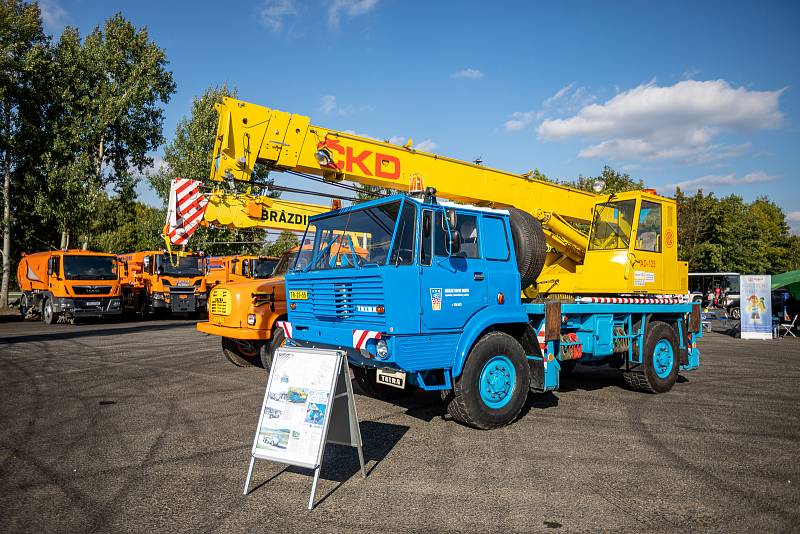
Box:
(740, 275, 773, 340)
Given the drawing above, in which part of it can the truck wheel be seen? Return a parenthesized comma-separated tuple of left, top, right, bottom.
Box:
(138, 296, 150, 318)
(560, 360, 577, 375)
(260, 327, 286, 372)
(509, 208, 546, 288)
(444, 331, 531, 430)
(729, 307, 740, 320)
(42, 298, 59, 325)
(221, 337, 263, 367)
(623, 321, 678, 393)
(352, 366, 413, 400)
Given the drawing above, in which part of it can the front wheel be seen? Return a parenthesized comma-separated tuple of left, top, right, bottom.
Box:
(623, 321, 678, 393)
(729, 307, 740, 320)
(221, 337, 263, 367)
(42, 298, 60, 325)
(443, 332, 531, 430)
(260, 327, 286, 372)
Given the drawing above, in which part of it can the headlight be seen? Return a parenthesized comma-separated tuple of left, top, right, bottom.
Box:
(152, 292, 164, 300)
(110, 299, 121, 308)
(376, 339, 389, 360)
(247, 314, 256, 326)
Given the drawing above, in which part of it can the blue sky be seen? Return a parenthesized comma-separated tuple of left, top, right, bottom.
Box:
(40, 0, 800, 232)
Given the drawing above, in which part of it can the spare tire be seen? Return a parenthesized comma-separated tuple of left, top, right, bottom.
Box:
(508, 208, 547, 288)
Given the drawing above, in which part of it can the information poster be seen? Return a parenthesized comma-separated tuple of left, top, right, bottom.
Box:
(740, 275, 773, 340)
(251, 347, 341, 468)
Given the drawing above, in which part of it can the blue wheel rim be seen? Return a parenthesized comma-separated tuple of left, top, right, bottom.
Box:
(479, 355, 516, 409)
(653, 339, 675, 379)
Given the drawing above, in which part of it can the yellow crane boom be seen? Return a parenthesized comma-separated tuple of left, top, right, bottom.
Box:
(207, 97, 688, 297)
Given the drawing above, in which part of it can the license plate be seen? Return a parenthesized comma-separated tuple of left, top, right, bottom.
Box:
(86, 301, 101, 306)
(289, 290, 308, 300)
(376, 368, 406, 389)
(180, 295, 188, 299)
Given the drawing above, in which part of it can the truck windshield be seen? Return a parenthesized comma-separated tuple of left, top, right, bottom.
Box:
(589, 200, 636, 250)
(252, 259, 279, 279)
(63, 255, 117, 280)
(161, 255, 203, 277)
(295, 200, 404, 271)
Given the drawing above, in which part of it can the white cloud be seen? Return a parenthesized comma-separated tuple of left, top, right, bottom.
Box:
(538, 79, 784, 163)
(328, 0, 378, 27)
(786, 211, 800, 222)
(682, 68, 701, 80)
(504, 83, 595, 132)
(667, 171, 778, 191)
(319, 95, 371, 117)
(39, 0, 67, 33)
(451, 68, 484, 80)
(415, 139, 438, 152)
(257, 0, 297, 31)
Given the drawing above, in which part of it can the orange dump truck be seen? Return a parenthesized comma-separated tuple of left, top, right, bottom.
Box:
(118, 250, 208, 316)
(17, 250, 122, 324)
(197, 243, 364, 368)
(205, 255, 280, 289)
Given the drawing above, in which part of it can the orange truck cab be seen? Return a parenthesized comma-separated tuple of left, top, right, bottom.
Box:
(118, 250, 208, 315)
(196, 243, 365, 368)
(17, 249, 122, 324)
(205, 255, 280, 289)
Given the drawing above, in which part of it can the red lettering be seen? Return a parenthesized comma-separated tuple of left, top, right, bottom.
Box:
(346, 147, 372, 175)
(375, 153, 401, 180)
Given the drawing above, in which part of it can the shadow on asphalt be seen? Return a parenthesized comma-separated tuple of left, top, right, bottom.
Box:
(248, 420, 410, 506)
(0, 320, 195, 344)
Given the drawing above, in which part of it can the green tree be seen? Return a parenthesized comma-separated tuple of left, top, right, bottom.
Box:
(264, 230, 299, 257)
(572, 165, 644, 194)
(43, 14, 175, 249)
(0, 0, 51, 307)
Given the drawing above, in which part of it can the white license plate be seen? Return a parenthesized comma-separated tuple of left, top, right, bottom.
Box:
(376, 368, 406, 389)
(86, 301, 101, 306)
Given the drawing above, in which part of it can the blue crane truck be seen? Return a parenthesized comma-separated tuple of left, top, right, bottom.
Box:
(279, 192, 701, 429)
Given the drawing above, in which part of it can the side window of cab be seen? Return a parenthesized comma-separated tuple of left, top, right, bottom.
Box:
(636, 201, 662, 252)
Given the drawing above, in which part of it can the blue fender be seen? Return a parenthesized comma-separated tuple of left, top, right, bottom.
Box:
(452, 304, 529, 377)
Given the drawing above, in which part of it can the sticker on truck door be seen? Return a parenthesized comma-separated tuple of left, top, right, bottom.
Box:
(430, 288, 442, 311)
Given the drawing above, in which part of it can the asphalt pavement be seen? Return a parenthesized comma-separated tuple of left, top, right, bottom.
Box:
(1, 315, 799, 533)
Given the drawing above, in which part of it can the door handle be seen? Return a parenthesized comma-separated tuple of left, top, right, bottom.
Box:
(473, 272, 485, 281)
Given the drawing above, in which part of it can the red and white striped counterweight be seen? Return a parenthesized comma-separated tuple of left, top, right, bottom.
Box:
(165, 178, 208, 245)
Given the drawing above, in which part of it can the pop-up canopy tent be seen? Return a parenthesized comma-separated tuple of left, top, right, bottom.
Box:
(772, 270, 800, 299)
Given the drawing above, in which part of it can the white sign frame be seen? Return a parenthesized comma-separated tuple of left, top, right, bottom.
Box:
(243, 346, 366, 509)
(740, 275, 773, 340)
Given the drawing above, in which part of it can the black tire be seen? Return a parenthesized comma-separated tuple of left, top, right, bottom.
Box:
(623, 321, 678, 393)
(138, 295, 150, 318)
(508, 208, 547, 288)
(20, 293, 29, 318)
(443, 331, 531, 430)
(260, 327, 286, 372)
(729, 307, 740, 320)
(221, 337, 263, 368)
(352, 366, 414, 400)
(42, 298, 59, 325)
(560, 360, 577, 375)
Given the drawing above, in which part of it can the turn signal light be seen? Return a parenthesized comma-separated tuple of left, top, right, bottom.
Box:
(290, 303, 296, 310)
(376, 305, 385, 314)
(497, 292, 505, 305)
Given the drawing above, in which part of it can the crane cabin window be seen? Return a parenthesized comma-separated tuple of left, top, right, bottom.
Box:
(635, 201, 662, 252)
(589, 200, 636, 250)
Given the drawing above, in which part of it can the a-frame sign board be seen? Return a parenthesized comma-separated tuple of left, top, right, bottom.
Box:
(243, 346, 366, 509)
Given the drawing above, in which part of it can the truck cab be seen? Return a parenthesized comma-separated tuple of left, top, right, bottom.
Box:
(17, 250, 123, 324)
(205, 255, 280, 289)
(119, 251, 208, 315)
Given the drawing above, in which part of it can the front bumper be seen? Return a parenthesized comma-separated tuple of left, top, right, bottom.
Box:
(52, 297, 122, 317)
(196, 320, 271, 340)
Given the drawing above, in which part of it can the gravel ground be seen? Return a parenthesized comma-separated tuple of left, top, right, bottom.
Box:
(1, 316, 798, 533)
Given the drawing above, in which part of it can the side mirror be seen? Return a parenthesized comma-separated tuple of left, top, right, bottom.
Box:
(447, 209, 457, 229)
(449, 230, 461, 254)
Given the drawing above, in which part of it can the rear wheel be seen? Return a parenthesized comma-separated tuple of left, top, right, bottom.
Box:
(623, 321, 678, 393)
(729, 307, 740, 320)
(443, 332, 531, 430)
(20, 294, 29, 318)
(221, 337, 263, 367)
(559, 360, 577, 375)
(42, 298, 59, 325)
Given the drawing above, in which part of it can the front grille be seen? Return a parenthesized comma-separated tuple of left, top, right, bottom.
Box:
(73, 286, 112, 295)
(295, 275, 385, 328)
(210, 288, 231, 316)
